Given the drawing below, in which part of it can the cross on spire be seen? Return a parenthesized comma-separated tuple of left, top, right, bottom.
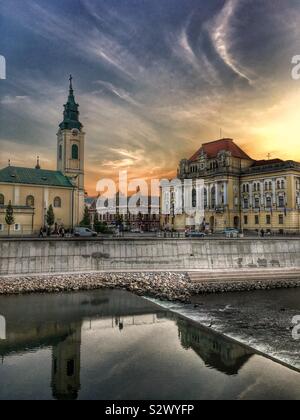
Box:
(69, 74, 73, 91)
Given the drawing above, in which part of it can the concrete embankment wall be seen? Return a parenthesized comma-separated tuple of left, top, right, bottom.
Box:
(0, 238, 300, 276)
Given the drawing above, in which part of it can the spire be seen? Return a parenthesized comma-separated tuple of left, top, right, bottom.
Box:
(59, 75, 83, 131)
(35, 156, 41, 170)
(69, 74, 73, 92)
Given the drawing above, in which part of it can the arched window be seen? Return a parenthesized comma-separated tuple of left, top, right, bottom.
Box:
(204, 189, 208, 208)
(54, 197, 62, 208)
(26, 195, 35, 207)
(211, 187, 216, 209)
(0, 194, 4, 206)
(71, 144, 79, 160)
(281, 180, 285, 190)
(266, 196, 272, 208)
(278, 196, 285, 208)
(192, 188, 197, 208)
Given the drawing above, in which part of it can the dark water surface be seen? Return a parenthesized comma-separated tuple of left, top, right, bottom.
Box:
(0, 289, 299, 400)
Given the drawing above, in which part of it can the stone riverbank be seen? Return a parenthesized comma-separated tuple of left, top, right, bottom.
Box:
(0, 272, 300, 302)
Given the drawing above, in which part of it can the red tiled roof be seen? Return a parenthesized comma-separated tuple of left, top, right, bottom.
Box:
(189, 138, 253, 162)
(251, 159, 283, 167)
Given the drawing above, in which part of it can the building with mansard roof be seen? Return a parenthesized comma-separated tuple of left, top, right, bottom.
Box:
(0, 77, 85, 235)
(162, 138, 300, 233)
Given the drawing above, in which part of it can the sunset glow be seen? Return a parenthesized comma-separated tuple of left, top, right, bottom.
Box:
(1, 0, 300, 194)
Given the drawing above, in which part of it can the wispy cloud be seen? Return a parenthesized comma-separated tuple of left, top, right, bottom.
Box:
(208, 0, 252, 84)
(2, 0, 300, 193)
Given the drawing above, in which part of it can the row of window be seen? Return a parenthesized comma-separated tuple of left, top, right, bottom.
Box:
(243, 215, 285, 225)
(242, 180, 285, 193)
(0, 223, 21, 232)
(59, 144, 79, 160)
(243, 196, 286, 209)
(100, 214, 158, 222)
(0, 194, 62, 208)
(190, 161, 220, 172)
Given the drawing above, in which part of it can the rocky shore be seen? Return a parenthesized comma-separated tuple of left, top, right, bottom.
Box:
(0, 272, 300, 302)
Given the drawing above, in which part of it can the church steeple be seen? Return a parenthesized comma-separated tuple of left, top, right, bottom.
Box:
(57, 75, 85, 225)
(59, 75, 83, 131)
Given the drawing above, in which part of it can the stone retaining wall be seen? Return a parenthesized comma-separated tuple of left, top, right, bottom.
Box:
(0, 238, 300, 276)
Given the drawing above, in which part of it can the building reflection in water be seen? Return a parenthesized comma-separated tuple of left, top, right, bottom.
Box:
(51, 323, 82, 401)
(0, 290, 254, 400)
(176, 318, 253, 375)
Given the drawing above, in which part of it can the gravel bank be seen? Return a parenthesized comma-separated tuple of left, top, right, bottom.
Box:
(0, 272, 300, 302)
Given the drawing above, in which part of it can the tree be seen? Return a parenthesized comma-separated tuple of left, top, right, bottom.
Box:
(46, 205, 55, 228)
(116, 213, 124, 225)
(80, 205, 91, 227)
(94, 212, 112, 234)
(5, 201, 14, 236)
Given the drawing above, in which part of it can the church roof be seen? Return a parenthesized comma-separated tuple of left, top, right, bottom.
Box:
(189, 138, 252, 162)
(0, 166, 74, 188)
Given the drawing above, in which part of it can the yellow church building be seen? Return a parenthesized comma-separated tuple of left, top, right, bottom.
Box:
(0, 76, 85, 236)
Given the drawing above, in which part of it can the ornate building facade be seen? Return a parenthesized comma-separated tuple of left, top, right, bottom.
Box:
(0, 77, 85, 235)
(162, 138, 300, 233)
(87, 194, 160, 232)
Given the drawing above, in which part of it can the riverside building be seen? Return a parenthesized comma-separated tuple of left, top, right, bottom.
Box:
(161, 138, 300, 233)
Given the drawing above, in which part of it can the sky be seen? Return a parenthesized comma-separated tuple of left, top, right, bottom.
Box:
(1, 0, 300, 194)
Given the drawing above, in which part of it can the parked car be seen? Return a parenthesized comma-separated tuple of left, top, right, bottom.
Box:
(223, 228, 240, 235)
(186, 231, 206, 238)
(130, 228, 142, 233)
(223, 228, 240, 237)
(74, 227, 97, 237)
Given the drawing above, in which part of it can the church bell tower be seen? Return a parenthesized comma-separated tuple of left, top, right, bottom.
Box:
(57, 76, 85, 223)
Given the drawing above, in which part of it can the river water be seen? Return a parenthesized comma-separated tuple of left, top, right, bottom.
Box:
(0, 288, 299, 400)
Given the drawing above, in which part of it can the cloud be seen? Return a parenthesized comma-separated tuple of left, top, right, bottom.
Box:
(2, 0, 300, 194)
(208, 0, 252, 84)
(94, 81, 140, 106)
(0, 96, 30, 105)
(168, 17, 220, 87)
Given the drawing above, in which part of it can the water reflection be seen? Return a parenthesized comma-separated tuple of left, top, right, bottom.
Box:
(0, 290, 298, 400)
(177, 319, 252, 376)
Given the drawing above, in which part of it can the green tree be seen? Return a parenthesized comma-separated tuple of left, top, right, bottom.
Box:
(5, 201, 15, 236)
(116, 213, 124, 225)
(80, 205, 91, 227)
(94, 212, 112, 234)
(46, 204, 55, 228)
